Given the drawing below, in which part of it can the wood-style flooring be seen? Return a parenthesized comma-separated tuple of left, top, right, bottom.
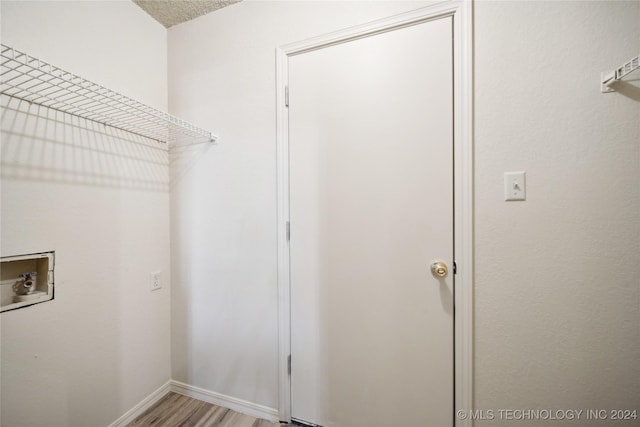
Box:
(127, 392, 286, 427)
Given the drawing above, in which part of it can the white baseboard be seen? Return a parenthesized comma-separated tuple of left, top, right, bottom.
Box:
(170, 380, 280, 423)
(108, 380, 172, 427)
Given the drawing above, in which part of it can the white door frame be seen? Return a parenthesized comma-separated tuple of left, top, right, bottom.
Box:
(275, 1, 473, 425)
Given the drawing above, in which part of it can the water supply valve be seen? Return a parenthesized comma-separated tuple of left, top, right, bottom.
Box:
(14, 272, 37, 295)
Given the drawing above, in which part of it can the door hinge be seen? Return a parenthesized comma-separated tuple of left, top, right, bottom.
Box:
(287, 354, 291, 375)
(286, 221, 290, 242)
(285, 86, 289, 107)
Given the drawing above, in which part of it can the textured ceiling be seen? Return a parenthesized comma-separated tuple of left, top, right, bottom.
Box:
(133, 0, 241, 28)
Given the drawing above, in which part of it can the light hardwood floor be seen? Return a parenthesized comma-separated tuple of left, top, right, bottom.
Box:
(127, 392, 285, 427)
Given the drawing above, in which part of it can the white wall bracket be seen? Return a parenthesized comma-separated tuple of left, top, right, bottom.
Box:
(601, 53, 640, 93)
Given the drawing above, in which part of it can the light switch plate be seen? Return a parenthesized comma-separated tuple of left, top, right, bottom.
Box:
(504, 171, 526, 201)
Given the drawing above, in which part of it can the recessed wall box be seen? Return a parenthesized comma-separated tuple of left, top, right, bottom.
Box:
(1, 252, 54, 312)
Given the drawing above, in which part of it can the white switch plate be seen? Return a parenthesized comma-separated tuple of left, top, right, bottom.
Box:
(151, 271, 162, 291)
(504, 171, 526, 201)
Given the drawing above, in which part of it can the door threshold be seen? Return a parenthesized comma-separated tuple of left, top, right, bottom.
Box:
(291, 418, 323, 427)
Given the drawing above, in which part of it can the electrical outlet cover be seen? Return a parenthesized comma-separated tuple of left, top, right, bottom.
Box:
(151, 272, 162, 291)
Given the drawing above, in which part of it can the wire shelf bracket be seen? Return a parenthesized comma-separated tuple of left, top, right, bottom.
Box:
(0, 44, 217, 144)
(601, 53, 640, 93)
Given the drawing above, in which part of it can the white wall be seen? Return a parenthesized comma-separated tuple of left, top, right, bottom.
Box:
(474, 1, 639, 423)
(3, 1, 636, 424)
(169, 0, 640, 419)
(168, 0, 432, 410)
(1, 2, 171, 426)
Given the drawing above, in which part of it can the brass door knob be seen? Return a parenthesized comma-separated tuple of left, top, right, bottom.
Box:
(430, 261, 448, 278)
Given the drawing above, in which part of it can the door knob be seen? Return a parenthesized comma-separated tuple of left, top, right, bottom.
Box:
(430, 261, 448, 278)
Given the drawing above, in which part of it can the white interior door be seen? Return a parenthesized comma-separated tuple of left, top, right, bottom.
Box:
(289, 16, 454, 427)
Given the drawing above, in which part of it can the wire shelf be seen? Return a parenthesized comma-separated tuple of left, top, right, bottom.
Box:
(0, 44, 216, 144)
(601, 53, 640, 93)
